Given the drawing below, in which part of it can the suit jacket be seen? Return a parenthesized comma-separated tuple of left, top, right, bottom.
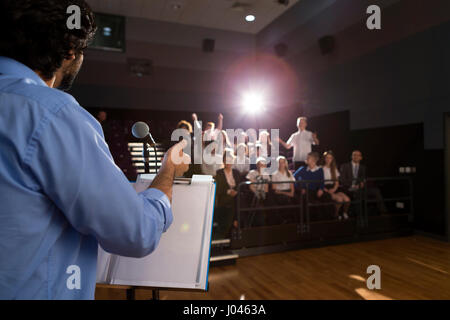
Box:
(340, 162, 366, 189)
(215, 168, 241, 208)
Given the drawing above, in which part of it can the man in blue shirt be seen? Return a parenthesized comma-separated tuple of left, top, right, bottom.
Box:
(0, 0, 189, 299)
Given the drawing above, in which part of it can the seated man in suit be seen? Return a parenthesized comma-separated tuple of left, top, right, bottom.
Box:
(340, 150, 387, 214)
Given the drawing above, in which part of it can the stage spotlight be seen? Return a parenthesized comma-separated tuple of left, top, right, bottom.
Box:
(242, 92, 265, 114)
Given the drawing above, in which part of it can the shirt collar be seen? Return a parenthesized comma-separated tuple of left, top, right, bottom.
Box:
(0, 56, 47, 87)
(306, 166, 319, 172)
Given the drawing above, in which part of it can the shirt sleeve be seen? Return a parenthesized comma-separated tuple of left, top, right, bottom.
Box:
(286, 133, 296, 146)
(25, 105, 173, 258)
(293, 168, 302, 180)
(309, 131, 316, 145)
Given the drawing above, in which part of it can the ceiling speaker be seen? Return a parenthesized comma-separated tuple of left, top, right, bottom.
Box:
(203, 38, 215, 53)
(127, 58, 152, 77)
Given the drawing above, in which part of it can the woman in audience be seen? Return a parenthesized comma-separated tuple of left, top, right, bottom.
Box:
(271, 156, 296, 224)
(271, 156, 295, 202)
(214, 151, 241, 239)
(201, 141, 223, 177)
(321, 151, 351, 220)
(246, 157, 270, 200)
(234, 143, 250, 177)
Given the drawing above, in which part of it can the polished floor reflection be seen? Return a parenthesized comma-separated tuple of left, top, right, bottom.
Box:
(95, 236, 450, 300)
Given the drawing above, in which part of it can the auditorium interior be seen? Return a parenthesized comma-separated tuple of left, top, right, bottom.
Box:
(72, 0, 450, 300)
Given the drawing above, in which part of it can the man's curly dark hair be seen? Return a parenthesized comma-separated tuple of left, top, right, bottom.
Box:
(0, 0, 97, 80)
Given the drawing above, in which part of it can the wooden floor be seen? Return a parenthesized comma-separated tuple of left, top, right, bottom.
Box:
(95, 235, 450, 300)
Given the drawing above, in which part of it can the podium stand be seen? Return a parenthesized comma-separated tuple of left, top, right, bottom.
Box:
(96, 175, 216, 299)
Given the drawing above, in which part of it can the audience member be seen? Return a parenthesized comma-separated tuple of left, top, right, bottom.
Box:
(271, 156, 295, 203)
(294, 152, 330, 204)
(201, 141, 223, 177)
(192, 113, 223, 144)
(321, 151, 350, 220)
(258, 130, 272, 157)
(246, 157, 271, 201)
(234, 143, 251, 176)
(340, 150, 387, 214)
(175, 119, 201, 177)
(246, 157, 271, 226)
(279, 117, 319, 170)
(213, 151, 241, 239)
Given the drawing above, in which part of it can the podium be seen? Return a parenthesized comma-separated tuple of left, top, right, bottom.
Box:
(96, 175, 216, 299)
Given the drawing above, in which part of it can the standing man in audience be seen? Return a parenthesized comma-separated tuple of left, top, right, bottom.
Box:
(340, 150, 387, 214)
(279, 117, 319, 170)
(0, 0, 189, 299)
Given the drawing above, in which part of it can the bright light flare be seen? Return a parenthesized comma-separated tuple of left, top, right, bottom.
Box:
(242, 92, 265, 114)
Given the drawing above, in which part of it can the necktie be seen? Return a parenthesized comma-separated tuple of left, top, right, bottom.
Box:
(353, 164, 358, 178)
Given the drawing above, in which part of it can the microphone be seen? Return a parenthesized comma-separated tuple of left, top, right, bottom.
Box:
(132, 121, 156, 147)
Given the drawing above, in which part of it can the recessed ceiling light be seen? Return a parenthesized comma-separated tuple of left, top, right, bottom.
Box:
(172, 3, 182, 10)
(245, 14, 255, 22)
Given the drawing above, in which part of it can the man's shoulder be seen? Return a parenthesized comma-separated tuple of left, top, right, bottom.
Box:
(0, 78, 99, 127)
(2, 79, 79, 113)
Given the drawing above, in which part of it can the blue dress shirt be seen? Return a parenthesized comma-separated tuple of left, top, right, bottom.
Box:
(0, 57, 173, 299)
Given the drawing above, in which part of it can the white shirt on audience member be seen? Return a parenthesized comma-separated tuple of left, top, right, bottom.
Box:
(271, 171, 295, 191)
(322, 166, 340, 186)
(286, 129, 315, 162)
(246, 170, 270, 195)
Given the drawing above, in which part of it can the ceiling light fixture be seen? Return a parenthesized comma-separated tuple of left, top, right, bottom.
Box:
(245, 14, 255, 22)
(171, 3, 182, 10)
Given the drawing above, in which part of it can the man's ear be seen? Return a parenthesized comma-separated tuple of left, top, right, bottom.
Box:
(65, 51, 77, 62)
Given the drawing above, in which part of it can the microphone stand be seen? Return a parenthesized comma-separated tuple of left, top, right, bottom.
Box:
(143, 142, 150, 174)
(142, 141, 159, 174)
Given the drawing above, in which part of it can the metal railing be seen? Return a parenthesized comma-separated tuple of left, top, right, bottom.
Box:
(233, 176, 414, 240)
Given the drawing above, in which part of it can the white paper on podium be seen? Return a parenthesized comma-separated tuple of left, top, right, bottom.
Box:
(96, 175, 216, 290)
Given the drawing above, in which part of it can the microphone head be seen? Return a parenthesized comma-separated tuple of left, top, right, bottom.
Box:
(132, 121, 150, 139)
